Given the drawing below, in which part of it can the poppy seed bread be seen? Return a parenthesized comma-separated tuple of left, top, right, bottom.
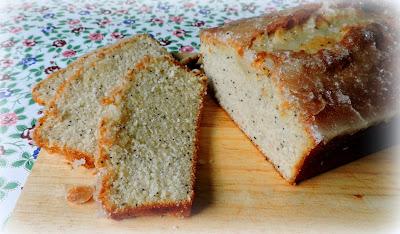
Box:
(33, 34, 171, 167)
(32, 37, 131, 106)
(96, 56, 207, 219)
(200, 2, 399, 183)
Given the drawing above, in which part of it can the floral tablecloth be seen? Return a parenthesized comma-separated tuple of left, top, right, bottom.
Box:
(0, 0, 306, 227)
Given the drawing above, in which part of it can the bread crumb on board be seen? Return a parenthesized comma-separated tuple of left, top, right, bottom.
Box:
(66, 185, 94, 204)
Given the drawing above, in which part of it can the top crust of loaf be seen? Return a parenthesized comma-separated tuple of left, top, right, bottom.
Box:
(200, 2, 399, 145)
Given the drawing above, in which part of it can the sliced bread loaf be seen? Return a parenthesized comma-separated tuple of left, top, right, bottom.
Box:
(200, 2, 399, 183)
(96, 56, 207, 219)
(33, 34, 171, 167)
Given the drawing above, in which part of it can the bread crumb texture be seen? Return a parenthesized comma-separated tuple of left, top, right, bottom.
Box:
(97, 56, 206, 217)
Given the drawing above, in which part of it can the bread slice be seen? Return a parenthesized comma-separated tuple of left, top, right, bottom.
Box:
(32, 38, 130, 106)
(32, 53, 92, 106)
(32, 47, 198, 107)
(33, 34, 171, 167)
(200, 2, 399, 183)
(96, 56, 207, 219)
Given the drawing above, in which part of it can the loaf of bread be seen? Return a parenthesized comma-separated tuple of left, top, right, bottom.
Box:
(33, 34, 171, 167)
(96, 56, 207, 219)
(200, 2, 399, 183)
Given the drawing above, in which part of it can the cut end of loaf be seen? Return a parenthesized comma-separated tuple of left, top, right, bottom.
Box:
(200, 2, 399, 183)
(96, 56, 207, 218)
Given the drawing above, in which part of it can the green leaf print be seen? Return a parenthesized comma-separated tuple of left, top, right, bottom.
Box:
(3, 182, 18, 190)
(0, 159, 6, 167)
(12, 160, 25, 168)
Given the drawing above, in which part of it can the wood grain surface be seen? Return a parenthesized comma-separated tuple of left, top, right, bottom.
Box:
(5, 95, 400, 233)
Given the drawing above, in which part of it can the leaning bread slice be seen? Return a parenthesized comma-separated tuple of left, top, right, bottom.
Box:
(32, 38, 128, 106)
(33, 34, 171, 168)
(96, 56, 207, 219)
(32, 52, 92, 106)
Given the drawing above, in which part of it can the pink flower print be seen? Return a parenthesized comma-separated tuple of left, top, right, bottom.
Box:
(180, 46, 194, 53)
(1, 40, 16, 48)
(170, 16, 184, 24)
(115, 9, 128, 14)
(139, 5, 151, 13)
(111, 32, 124, 39)
(98, 18, 111, 27)
(1, 59, 13, 67)
(0, 113, 18, 126)
(184, 2, 195, 9)
(84, 4, 96, 10)
(67, 4, 76, 12)
(23, 39, 36, 47)
(22, 2, 33, 10)
(9, 27, 22, 34)
(14, 15, 25, 22)
(89, 33, 104, 42)
(0, 74, 11, 81)
(68, 19, 80, 25)
(0, 146, 4, 155)
(173, 29, 186, 38)
(151, 18, 164, 25)
(62, 50, 76, 58)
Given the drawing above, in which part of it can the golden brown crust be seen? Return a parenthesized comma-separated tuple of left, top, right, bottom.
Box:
(201, 4, 399, 141)
(33, 115, 95, 168)
(201, 2, 399, 183)
(200, 3, 322, 54)
(96, 55, 207, 219)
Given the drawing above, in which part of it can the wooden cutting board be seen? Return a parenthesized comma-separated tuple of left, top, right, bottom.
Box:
(5, 95, 400, 233)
